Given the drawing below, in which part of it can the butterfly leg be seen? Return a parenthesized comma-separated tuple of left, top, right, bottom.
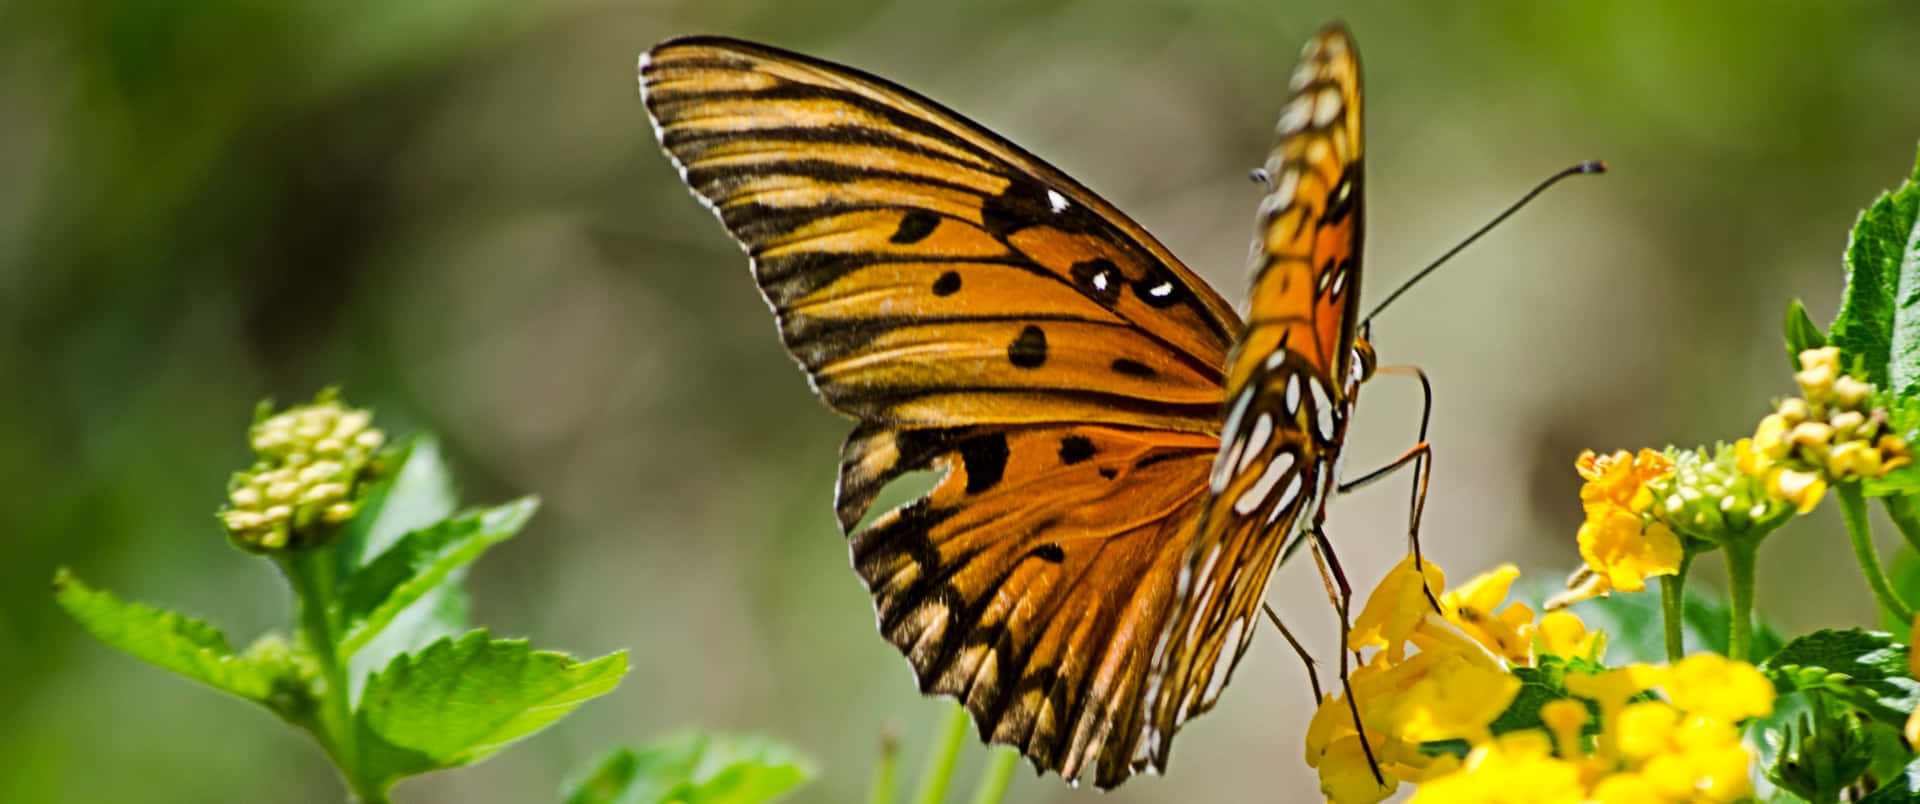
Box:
(1261, 603, 1323, 700)
(1336, 364, 1440, 611)
(1309, 524, 1385, 787)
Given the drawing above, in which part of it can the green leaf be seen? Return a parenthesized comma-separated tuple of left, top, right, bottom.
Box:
(1866, 394, 1920, 497)
(1543, 576, 1786, 663)
(561, 734, 814, 804)
(335, 435, 459, 571)
(1829, 145, 1920, 397)
(1785, 298, 1831, 371)
(1485, 654, 1606, 737)
(1861, 753, 1920, 803)
(355, 631, 626, 783)
(1761, 628, 1920, 725)
(336, 497, 538, 658)
(52, 568, 311, 717)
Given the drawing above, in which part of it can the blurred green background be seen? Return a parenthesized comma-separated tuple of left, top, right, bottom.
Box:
(7, 0, 1920, 801)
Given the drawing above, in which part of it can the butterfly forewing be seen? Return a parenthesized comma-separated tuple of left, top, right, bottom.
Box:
(1143, 24, 1368, 767)
(640, 36, 1271, 787)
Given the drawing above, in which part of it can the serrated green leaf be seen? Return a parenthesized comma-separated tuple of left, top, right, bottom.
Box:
(1786, 298, 1830, 371)
(336, 497, 537, 658)
(561, 734, 814, 804)
(335, 435, 458, 571)
(1830, 146, 1920, 397)
(356, 631, 625, 782)
(1762, 629, 1920, 725)
(52, 568, 310, 717)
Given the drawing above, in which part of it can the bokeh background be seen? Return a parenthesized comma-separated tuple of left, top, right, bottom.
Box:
(7, 1, 1920, 801)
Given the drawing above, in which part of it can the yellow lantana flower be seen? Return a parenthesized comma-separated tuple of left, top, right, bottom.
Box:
(1737, 347, 1912, 513)
(1664, 652, 1775, 723)
(1441, 564, 1536, 665)
(1561, 450, 1684, 605)
(1407, 732, 1587, 804)
(1348, 553, 1446, 662)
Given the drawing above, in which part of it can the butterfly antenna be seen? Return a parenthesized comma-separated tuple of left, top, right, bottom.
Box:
(1361, 160, 1606, 326)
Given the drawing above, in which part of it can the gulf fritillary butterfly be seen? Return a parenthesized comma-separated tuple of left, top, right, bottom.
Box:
(641, 23, 1380, 788)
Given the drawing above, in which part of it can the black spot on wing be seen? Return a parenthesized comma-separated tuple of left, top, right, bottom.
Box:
(1110, 358, 1155, 378)
(932, 271, 962, 296)
(1007, 325, 1048, 368)
(1098, 467, 1118, 479)
(1320, 160, 1361, 225)
(958, 433, 1010, 494)
(1026, 543, 1066, 563)
(1130, 265, 1188, 310)
(1069, 258, 1122, 306)
(1057, 435, 1096, 465)
(891, 210, 941, 244)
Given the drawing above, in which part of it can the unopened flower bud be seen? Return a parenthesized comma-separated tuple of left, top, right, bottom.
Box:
(219, 389, 389, 553)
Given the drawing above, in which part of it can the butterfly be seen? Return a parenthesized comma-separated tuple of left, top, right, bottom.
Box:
(640, 23, 1382, 788)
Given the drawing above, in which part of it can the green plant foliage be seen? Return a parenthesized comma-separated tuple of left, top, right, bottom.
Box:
(1866, 394, 1920, 499)
(357, 631, 626, 782)
(1549, 578, 1786, 663)
(50, 395, 626, 802)
(1830, 145, 1920, 397)
(1862, 755, 1920, 803)
(1786, 298, 1831, 370)
(1762, 629, 1920, 726)
(51, 569, 308, 711)
(338, 497, 538, 657)
(561, 734, 814, 804)
(1768, 694, 1879, 803)
(1487, 654, 1607, 737)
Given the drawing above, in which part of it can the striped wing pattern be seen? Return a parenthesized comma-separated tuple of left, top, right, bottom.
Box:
(1144, 24, 1370, 767)
(639, 25, 1369, 788)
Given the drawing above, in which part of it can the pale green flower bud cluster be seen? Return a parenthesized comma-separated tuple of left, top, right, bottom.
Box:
(219, 391, 386, 552)
(1647, 444, 1791, 543)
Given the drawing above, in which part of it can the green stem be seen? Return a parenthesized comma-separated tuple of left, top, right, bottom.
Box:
(284, 552, 386, 804)
(911, 704, 971, 804)
(965, 749, 1017, 804)
(1721, 537, 1758, 662)
(869, 726, 899, 804)
(1658, 551, 1694, 663)
(1841, 483, 1914, 621)
(1884, 495, 1920, 558)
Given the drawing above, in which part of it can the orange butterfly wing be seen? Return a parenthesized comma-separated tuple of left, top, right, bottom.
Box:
(1144, 24, 1368, 766)
(641, 37, 1247, 786)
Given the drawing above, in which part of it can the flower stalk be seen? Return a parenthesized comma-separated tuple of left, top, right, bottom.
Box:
(1840, 483, 1913, 621)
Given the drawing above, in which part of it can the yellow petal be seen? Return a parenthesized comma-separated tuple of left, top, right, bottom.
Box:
(1350, 553, 1446, 657)
(1666, 653, 1775, 722)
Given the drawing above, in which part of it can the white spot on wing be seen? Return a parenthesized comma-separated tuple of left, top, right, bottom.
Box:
(1046, 189, 1069, 213)
(1278, 97, 1312, 134)
(1310, 378, 1336, 442)
(1264, 473, 1304, 524)
(1285, 373, 1302, 414)
(1091, 271, 1109, 292)
(1234, 451, 1295, 514)
(1147, 281, 1174, 299)
(1213, 390, 1255, 492)
(1314, 88, 1343, 127)
(1237, 414, 1273, 473)
(1202, 617, 1245, 705)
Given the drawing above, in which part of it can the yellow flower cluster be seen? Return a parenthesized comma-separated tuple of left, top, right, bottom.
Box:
(1737, 346, 1911, 512)
(1311, 558, 1775, 804)
(1411, 654, 1774, 804)
(219, 392, 386, 552)
(1554, 449, 1683, 607)
(1308, 557, 1601, 803)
